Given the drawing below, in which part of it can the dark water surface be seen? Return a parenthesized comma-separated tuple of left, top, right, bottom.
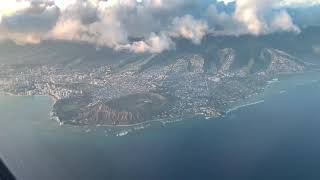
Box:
(1, 75, 320, 180)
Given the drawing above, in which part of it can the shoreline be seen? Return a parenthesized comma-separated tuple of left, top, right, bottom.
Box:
(225, 100, 265, 114)
(72, 97, 266, 128)
(0, 92, 58, 103)
(0, 92, 188, 128)
(0, 91, 265, 128)
(95, 116, 187, 128)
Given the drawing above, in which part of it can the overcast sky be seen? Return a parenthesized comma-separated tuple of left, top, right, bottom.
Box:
(0, 0, 319, 53)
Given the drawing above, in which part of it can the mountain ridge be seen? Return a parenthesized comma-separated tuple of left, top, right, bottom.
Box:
(1, 26, 319, 126)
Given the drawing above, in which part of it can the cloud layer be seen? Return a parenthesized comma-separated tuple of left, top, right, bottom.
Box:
(0, 0, 317, 53)
(235, 0, 300, 35)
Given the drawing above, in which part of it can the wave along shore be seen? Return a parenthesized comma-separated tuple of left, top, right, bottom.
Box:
(226, 100, 265, 114)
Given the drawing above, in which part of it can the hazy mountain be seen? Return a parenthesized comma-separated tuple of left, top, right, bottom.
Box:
(0, 26, 319, 72)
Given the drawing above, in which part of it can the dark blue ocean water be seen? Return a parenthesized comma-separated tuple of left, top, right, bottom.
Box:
(1, 78, 320, 180)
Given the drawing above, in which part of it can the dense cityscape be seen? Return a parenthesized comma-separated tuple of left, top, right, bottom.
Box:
(0, 48, 307, 126)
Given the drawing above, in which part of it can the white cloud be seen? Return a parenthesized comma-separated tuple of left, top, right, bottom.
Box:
(271, 11, 300, 33)
(0, 0, 31, 17)
(46, 0, 205, 52)
(279, 0, 320, 7)
(234, 0, 300, 35)
(219, 0, 320, 7)
(171, 15, 208, 44)
(118, 32, 174, 53)
(54, 0, 77, 10)
(0, 0, 59, 44)
(217, 0, 235, 4)
(0, 0, 315, 53)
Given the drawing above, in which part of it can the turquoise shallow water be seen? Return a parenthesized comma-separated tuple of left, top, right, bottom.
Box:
(1, 72, 320, 180)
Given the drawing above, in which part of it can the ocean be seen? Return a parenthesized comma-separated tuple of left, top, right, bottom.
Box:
(1, 72, 320, 180)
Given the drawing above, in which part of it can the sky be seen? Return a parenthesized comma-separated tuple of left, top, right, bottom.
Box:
(0, 0, 319, 53)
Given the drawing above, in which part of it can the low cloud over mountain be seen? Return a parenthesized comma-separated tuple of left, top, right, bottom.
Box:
(0, 0, 318, 53)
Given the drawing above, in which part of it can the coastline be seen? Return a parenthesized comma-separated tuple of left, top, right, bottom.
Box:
(0, 76, 296, 129)
(0, 92, 58, 103)
(86, 97, 268, 128)
(96, 116, 186, 128)
(225, 100, 265, 114)
(88, 98, 266, 129)
(0, 91, 265, 128)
